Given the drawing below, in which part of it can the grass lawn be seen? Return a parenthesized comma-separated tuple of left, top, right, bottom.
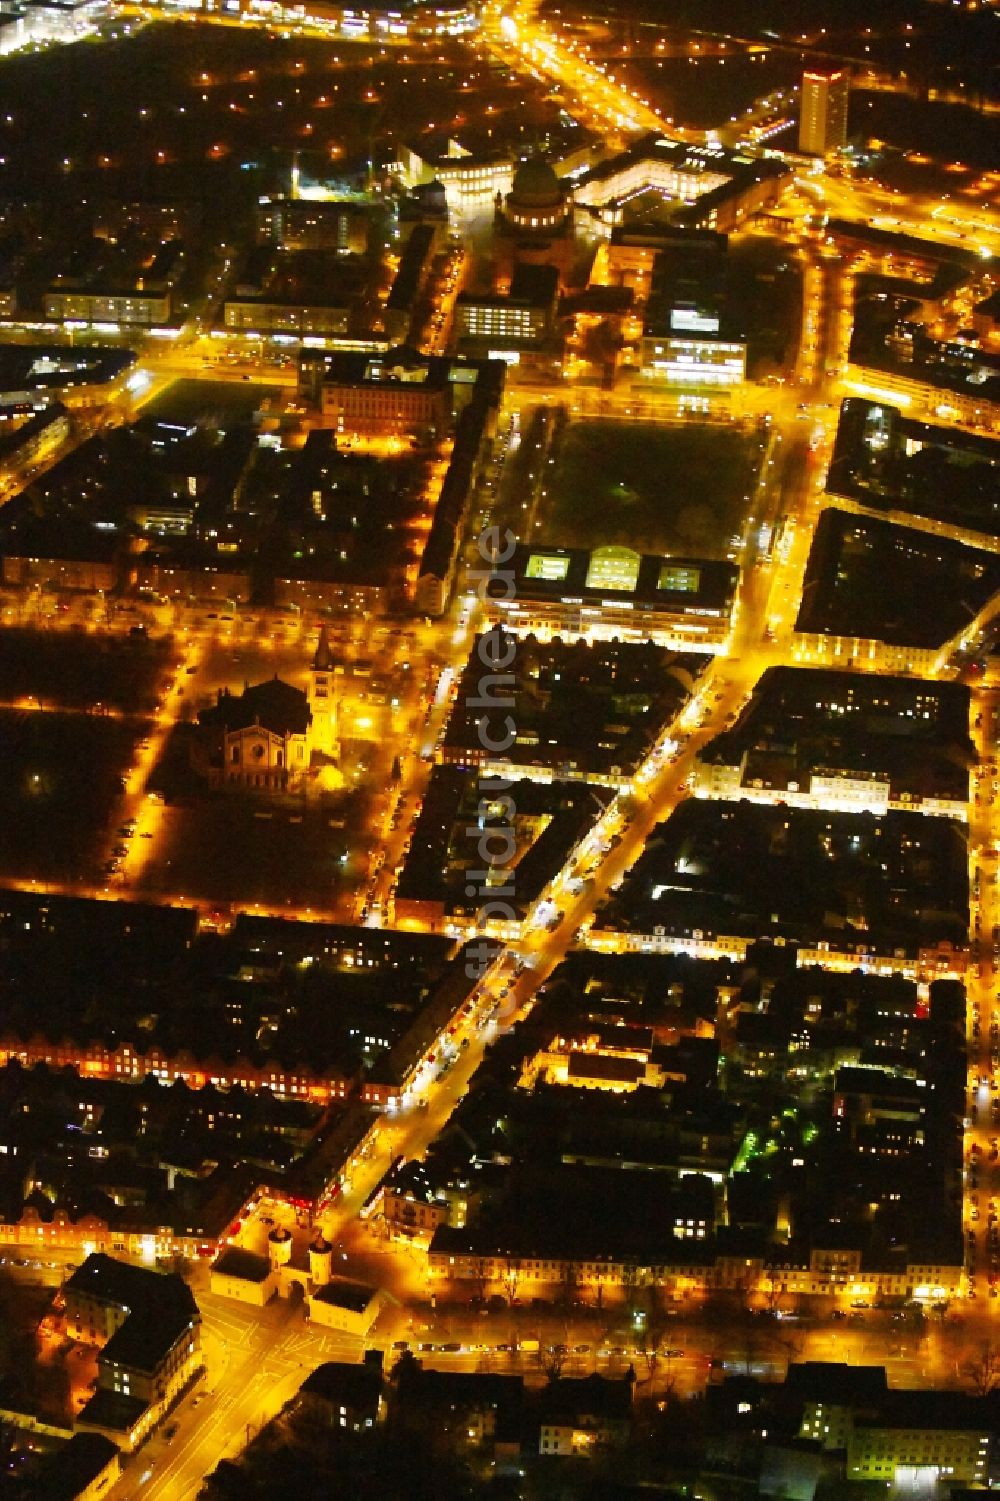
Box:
(542, 419, 759, 557)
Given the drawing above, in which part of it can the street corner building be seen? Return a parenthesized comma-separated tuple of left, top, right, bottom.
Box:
(62, 1252, 202, 1452)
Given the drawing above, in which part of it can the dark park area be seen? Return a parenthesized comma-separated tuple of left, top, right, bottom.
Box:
(0, 627, 173, 715)
(0, 709, 147, 884)
(542, 419, 760, 557)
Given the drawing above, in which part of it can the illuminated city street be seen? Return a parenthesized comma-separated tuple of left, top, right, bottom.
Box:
(0, 0, 997, 1494)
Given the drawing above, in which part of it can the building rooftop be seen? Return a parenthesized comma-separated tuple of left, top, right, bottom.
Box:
(796, 508, 1000, 648)
(396, 1368, 523, 1412)
(784, 1361, 888, 1406)
(0, 345, 136, 400)
(597, 799, 969, 951)
(509, 155, 564, 205)
(441, 633, 702, 779)
(17, 1432, 119, 1501)
(299, 1358, 382, 1410)
(311, 1276, 379, 1314)
(827, 397, 1000, 538)
(566, 1053, 645, 1085)
(490, 543, 737, 618)
(700, 664, 972, 804)
(76, 1387, 148, 1434)
(211, 1246, 272, 1284)
(67, 1253, 198, 1376)
(198, 677, 312, 738)
(858, 1388, 1000, 1432)
(577, 133, 786, 204)
(539, 1372, 634, 1424)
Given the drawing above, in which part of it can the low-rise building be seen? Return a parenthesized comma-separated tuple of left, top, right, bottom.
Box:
(193, 677, 314, 793)
(44, 287, 171, 327)
(694, 666, 972, 819)
(43, 239, 182, 328)
(575, 135, 788, 232)
(795, 509, 1000, 664)
(383, 222, 442, 342)
(381, 1160, 451, 1239)
(257, 196, 374, 255)
(391, 1368, 524, 1455)
(825, 396, 1000, 547)
(788, 1362, 888, 1452)
(456, 263, 560, 351)
(0, 346, 136, 412)
(972, 287, 1000, 349)
(0, 402, 70, 478)
(297, 1356, 384, 1432)
(303, 346, 452, 437)
(486, 543, 738, 652)
(15, 1432, 121, 1501)
(209, 1247, 277, 1306)
(65, 1253, 201, 1450)
(306, 1277, 384, 1336)
(397, 142, 514, 207)
(223, 297, 350, 338)
(639, 332, 745, 388)
(847, 1391, 995, 1483)
(538, 1373, 634, 1457)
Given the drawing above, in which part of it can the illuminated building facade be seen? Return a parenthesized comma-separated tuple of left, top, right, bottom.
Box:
(798, 70, 849, 156)
(194, 636, 337, 793)
(502, 156, 571, 236)
(455, 263, 559, 350)
(847, 1398, 991, 1484)
(44, 288, 171, 327)
(223, 297, 350, 336)
(397, 143, 513, 206)
(575, 135, 789, 232)
(64, 1253, 201, 1451)
(639, 332, 745, 387)
(256, 196, 372, 254)
(487, 543, 738, 652)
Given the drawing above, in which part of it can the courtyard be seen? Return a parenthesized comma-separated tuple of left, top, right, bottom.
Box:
(541, 417, 761, 557)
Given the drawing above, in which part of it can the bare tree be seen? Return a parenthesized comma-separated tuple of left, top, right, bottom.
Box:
(762, 1269, 784, 1316)
(620, 1260, 641, 1318)
(770, 1326, 805, 1368)
(471, 1257, 489, 1303)
(556, 1260, 578, 1314)
(637, 1285, 670, 1382)
(960, 1340, 1000, 1396)
(501, 1256, 522, 1307)
(731, 1316, 769, 1379)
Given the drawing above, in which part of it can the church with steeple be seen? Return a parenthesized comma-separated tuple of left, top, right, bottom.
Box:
(192, 631, 339, 793)
(309, 625, 339, 761)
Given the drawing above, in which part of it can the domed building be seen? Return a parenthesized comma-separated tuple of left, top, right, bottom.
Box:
(502, 155, 571, 236)
(493, 154, 574, 281)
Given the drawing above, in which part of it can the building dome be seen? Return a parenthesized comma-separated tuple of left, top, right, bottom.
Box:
(308, 1233, 334, 1289)
(511, 156, 562, 206)
(267, 1226, 293, 1268)
(504, 156, 570, 235)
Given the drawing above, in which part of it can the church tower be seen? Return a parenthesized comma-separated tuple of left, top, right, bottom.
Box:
(309, 626, 339, 760)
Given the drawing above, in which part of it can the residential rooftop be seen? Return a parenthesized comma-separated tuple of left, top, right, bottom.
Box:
(595, 798, 968, 950)
(827, 397, 1000, 538)
(488, 543, 738, 619)
(796, 508, 1000, 648)
(66, 1252, 198, 1375)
